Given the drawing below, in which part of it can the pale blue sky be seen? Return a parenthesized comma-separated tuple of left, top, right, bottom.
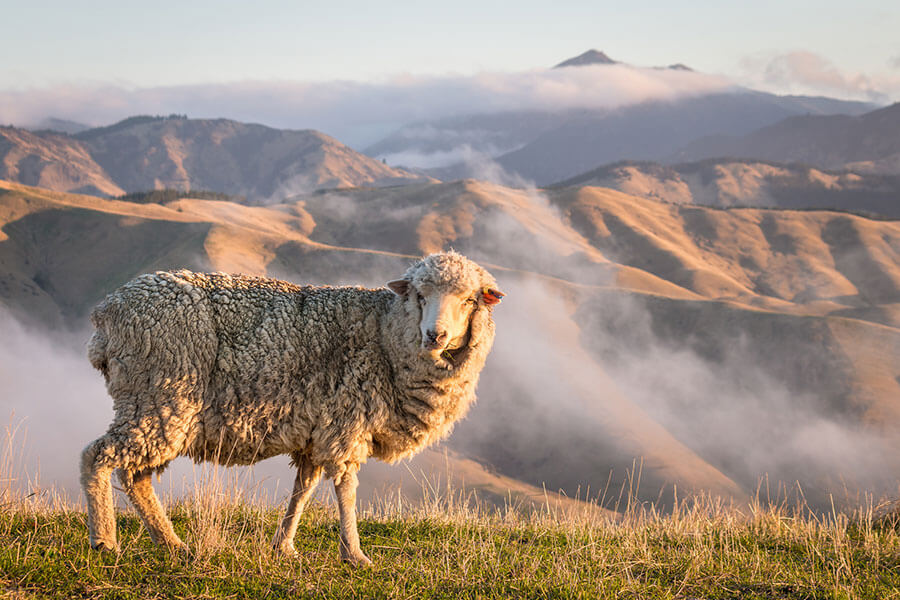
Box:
(1, 0, 898, 139)
(2, 0, 898, 88)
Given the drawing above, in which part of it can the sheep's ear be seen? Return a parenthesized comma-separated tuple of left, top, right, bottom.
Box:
(482, 287, 505, 305)
(387, 279, 410, 296)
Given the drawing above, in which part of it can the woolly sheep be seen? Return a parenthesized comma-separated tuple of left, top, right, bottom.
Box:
(80, 251, 504, 565)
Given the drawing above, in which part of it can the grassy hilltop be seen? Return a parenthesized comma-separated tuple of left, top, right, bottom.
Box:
(1, 486, 899, 599)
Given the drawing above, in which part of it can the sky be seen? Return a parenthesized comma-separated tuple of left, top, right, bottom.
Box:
(1, 0, 898, 143)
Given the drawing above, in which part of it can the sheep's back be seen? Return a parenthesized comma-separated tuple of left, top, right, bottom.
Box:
(175, 273, 393, 464)
(90, 270, 396, 466)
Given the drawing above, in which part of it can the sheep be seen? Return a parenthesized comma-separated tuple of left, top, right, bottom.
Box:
(80, 251, 504, 565)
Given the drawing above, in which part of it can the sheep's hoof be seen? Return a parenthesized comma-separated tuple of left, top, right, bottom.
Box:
(341, 551, 373, 567)
(273, 542, 298, 558)
(165, 541, 191, 560)
(90, 540, 119, 553)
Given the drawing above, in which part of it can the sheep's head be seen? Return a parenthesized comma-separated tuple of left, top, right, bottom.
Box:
(388, 252, 504, 365)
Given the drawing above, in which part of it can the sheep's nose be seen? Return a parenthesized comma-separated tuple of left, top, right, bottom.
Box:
(426, 329, 448, 344)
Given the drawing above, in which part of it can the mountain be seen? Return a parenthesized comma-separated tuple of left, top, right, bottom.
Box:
(365, 51, 878, 183)
(674, 102, 900, 174)
(488, 92, 879, 185)
(1, 116, 431, 202)
(554, 158, 900, 217)
(368, 90, 876, 186)
(2, 178, 899, 510)
(553, 49, 691, 71)
(554, 49, 618, 68)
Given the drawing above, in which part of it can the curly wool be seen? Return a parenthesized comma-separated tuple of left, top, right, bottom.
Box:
(85, 252, 499, 483)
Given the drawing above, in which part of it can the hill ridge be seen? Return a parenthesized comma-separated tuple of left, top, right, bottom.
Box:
(1, 117, 431, 202)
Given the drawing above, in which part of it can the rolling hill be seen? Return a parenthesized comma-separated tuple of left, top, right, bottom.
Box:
(0, 126, 124, 196)
(0, 116, 431, 203)
(553, 158, 900, 217)
(2, 178, 899, 510)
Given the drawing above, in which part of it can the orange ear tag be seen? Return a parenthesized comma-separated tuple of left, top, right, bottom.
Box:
(482, 288, 505, 305)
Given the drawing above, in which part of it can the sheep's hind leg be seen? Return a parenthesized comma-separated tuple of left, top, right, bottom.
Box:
(334, 464, 372, 566)
(272, 454, 323, 556)
(80, 436, 120, 551)
(119, 467, 186, 551)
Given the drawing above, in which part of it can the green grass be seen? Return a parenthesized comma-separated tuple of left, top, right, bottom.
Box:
(1, 419, 898, 599)
(1, 489, 899, 599)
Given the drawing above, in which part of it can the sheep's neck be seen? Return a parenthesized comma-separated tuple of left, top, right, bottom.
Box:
(372, 299, 487, 462)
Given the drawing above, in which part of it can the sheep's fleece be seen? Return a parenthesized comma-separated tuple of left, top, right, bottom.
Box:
(80, 251, 502, 564)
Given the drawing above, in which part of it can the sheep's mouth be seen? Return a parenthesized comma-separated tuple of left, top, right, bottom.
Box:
(440, 346, 465, 363)
(419, 309, 476, 367)
(435, 322, 475, 366)
(421, 339, 446, 352)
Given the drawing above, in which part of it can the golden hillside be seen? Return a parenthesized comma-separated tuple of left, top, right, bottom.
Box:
(554, 159, 900, 217)
(0, 126, 123, 197)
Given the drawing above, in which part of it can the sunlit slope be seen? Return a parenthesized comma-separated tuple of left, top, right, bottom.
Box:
(0, 180, 401, 324)
(555, 185, 900, 322)
(9, 177, 895, 325)
(76, 117, 431, 199)
(292, 180, 900, 324)
(0, 126, 124, 197)
(554, 159, 900, 217)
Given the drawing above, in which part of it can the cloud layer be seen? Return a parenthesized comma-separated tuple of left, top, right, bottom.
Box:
(741, 51, 900, 103)
(0, 65, 733, 148)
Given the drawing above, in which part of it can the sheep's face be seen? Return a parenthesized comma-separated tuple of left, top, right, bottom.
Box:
(387, 279, 478, 357)
(415, 283, 478, 355)
(388, 252, 504, 364)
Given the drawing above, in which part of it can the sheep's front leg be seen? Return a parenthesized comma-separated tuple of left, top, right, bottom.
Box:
(334, 464, 372, 566)
(272, 455, 323, 556)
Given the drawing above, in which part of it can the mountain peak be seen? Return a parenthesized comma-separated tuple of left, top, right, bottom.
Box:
(554, 49, 617, 68)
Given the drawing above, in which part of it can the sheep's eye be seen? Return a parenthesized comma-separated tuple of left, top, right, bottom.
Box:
(465, 297, 477, 305)
(417, 293, 425, 305)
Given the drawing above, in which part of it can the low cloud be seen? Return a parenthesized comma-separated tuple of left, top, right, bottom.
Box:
(741, 51, 899, 103)
(0, 65, 733, 148)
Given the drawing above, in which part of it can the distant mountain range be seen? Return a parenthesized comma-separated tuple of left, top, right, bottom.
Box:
(1, 115, 430, 201)
(6, 51, 894, 210)
(366, 51, 878, 185)
(673, 102, 900, 174)
(29, 117, 91, 135)
(488, 92, 879, 185)
(370, 90, 878, 185)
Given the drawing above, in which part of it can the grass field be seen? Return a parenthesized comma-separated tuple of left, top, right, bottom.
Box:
(2, 482, 899, 599)
(1, 421, 899, 599)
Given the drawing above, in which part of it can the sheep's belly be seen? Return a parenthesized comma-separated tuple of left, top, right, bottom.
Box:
(185, 409, 310, 466)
